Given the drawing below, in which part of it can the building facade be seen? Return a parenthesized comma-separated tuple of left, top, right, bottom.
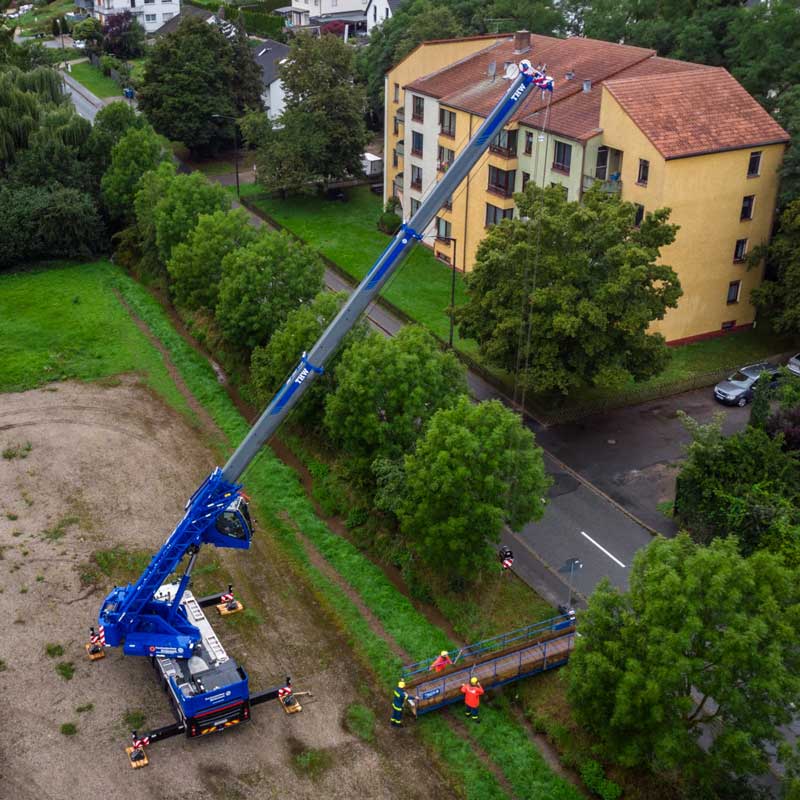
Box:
(384, 31, 788, 343)
(93, 0, 179, 34)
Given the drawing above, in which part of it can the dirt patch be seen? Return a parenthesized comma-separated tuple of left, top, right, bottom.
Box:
(0, 378, 457, 800)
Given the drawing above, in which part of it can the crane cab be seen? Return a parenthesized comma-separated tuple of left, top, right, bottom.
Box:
(206, 494, 253, 550)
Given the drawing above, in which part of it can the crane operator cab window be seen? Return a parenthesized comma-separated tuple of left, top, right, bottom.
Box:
(211, 495, 253, 548)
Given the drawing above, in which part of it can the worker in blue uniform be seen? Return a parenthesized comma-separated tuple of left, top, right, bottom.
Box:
(391, 680, 408, 726)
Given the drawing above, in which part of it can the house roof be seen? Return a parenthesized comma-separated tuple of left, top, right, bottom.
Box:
(603, 68, 790, 159)
(365, 0, 403, 14)
(404, 34, 789, 157)
(152, 5, 212, 36)
(251, 38, 290, 87)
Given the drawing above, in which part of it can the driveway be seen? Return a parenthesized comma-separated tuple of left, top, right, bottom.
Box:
(537, 387, 751, 534)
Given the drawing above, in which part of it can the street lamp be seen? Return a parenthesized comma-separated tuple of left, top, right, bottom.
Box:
(55, 17, 66, 71)
(558, 557, 583, 612)
(211, 113, 240, 199)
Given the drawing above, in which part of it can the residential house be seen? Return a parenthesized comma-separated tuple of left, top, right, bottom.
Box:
(385, 30, 789, 344)
(151, 4, 209, 35)
(252, 38, 290, 120)
(365, 0, 401, 33)
(290, 0, 367, 18)
(87, 0, 180, 34)
(273, 5, 310, 27)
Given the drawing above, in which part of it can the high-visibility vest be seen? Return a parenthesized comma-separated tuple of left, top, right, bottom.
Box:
(461, 684, 484, 708)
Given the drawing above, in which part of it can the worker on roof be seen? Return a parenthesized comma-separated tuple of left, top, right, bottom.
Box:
(390, 680, 407, 727)
(430, 650, 452, 673)
(461, 676, 484, 723)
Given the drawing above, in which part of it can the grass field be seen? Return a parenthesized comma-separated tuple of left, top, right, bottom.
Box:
(241, 185, 477, 352)
(16, 0, 74, 36)
(68, 62, 122, 99)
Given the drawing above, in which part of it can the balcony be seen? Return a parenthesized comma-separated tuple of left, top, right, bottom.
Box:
(489, 144, 516, 159)
(393, 173, 404, 196)
(437, 160, 453, 173)
(582, 174, 622, 194)
(395, 140, 404, 157)
(75, 0, 94, 9)
(487, 184, 513, 199)
(410, 179, 422, 191)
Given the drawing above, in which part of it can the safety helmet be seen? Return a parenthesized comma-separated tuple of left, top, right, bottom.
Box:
(470, 677, 478, 685)
(440, 650, 448, 657)
(398, 680, 406, 689)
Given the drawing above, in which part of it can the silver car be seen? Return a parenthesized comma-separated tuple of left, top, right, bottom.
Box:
(788, 353, 800, 378)
(713, 362, 780, 407)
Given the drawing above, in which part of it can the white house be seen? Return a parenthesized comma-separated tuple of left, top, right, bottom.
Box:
(92, 0, 180, 35)
(364, 0, 401, 33)
(252, 38, 290, 120)
(291, 0, 367, 18)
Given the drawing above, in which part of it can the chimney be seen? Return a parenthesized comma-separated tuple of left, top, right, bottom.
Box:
(513, 30, 531, 55)
(582, 79, 592, 93)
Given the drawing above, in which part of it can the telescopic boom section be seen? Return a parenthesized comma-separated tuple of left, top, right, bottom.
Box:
(222, 60, 548, 484)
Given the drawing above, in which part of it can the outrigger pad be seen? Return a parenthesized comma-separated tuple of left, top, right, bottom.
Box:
(281, 696, 302, 715)
(85, 643, 106, 661)
(216, 600, 244, 616)
(125, 747, 149, 768)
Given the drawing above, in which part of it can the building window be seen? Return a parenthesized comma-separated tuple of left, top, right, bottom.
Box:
(748, 151, 761, 177)
(634, 203, 645, 226)
(410, 198, 421, 215)
(412, 95, 424, 122)
(411, 131, 423, 156)
(741, 194, 755, 220)
(393, 117, 399, 136)
(437, 145, 454, 172)
(721, 320, 736, 331)
(145, 12, 156, 20)
(331, 0, 337, 7)
(435, 216, 452, 241)
(524, 131, 533, 155)
(488, 166, 516, 197)
(392, 150, 398, 168)
(733, 238, 748, 262)
(637, 158, 649, 186)
(553, 140, 572, 174)
(144, 0, 154, 4)
(162, 10, 173, 17)
(727, 280, 741, 304)
(485, 203, 514, 226)
(410, 165, 422, 190)
(443, 194, 453, 210)
(490, 128, 518, 157)
(439, 108, 456, 137)
(130, 0, 135, 7)
(393, 83, 399, 103)
(595, 146, 608, 179)
(521, 171, 530, 190)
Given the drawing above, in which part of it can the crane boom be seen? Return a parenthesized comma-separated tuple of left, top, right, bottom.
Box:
(98, 59, 549, 660)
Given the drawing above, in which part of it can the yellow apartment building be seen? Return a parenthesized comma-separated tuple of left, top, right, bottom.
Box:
(384, 31, 789, 344)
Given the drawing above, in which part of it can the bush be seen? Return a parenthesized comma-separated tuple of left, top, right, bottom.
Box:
(377, 210, 401, 234)
(239, 9, 284, 39)
(99, 54, 122, 76)
(579, 759, 622, 800)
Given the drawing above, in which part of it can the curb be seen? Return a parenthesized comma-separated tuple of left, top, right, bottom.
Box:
(59, 70, 103, 109)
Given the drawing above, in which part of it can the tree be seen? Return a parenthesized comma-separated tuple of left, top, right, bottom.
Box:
(250, 290, 367, 427)
(71, 17, 103, 53)
(674, 413, 800, 562)
(568, 534, 800, 779)
(216, 231, 325, 352)
(748, 373, 772, 429)
(137, 17, 236, 156)
(84, 100, 145, 186)
(230, 18, 264, 114)
(132, 160, 176, 277)
(324, 325, 468, 477)
(153, 171, 229, 263)
(456, 184, 682, 396)
(751, 199, 800, 335)
(101, 11, 145, 59)
(278, 33, 367, 184)
(101, 124, 167, 222)
(767, 405, 800, 453)
(398, 397, 549, 581)
(0, 184, 105, 269)
(167, 208, 257, 310)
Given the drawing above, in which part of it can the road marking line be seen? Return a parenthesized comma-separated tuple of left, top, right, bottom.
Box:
(580, 530, 627, 568)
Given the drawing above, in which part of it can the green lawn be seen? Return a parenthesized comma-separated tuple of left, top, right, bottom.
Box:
(241, 185, 477, 352)
(69, 62, 122, 99)
(0, 261, 189, 415)
(17, 0, 74, 35)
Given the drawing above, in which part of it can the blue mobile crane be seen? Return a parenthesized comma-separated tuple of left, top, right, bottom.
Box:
(95, 57, 553, 761)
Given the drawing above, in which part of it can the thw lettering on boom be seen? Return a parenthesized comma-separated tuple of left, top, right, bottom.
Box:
(510, 83, 527, 102)
(294, 367, 310, 385)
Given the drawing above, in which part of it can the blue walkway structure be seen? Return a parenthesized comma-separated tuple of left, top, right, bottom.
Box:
(403, 614, 576, 716)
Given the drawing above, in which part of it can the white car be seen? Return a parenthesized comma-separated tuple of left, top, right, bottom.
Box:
(73, 40, 87, 49)
(788, 353, 800, 378)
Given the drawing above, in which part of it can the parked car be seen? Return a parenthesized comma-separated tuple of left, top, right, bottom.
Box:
(713, 362, 780, 406)
(788, 353, 800, 378)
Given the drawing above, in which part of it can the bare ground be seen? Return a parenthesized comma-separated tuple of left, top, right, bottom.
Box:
(0, 377, 457, 800)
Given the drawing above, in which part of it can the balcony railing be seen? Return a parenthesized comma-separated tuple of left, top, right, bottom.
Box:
(395, 140, 404, 157)
(410, 179, 422, 190)
(437, 160, 452, 173)
(582, 174, 622, 194)
(487, 183, 513, 198)
(393, 173, 404, 195)
(489, 144, 517, 159)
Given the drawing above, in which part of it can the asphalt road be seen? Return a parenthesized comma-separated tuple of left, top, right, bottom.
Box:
(61, 71, 102, 122)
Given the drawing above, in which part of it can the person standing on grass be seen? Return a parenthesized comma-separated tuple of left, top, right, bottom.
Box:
(461, 676, 484, 722)
(390, 680, 407, 727)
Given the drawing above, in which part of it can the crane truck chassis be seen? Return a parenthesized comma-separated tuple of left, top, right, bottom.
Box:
(93, 58, 553, 764)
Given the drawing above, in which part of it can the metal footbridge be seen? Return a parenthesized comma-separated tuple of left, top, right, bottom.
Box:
(402, 614, 577, 716)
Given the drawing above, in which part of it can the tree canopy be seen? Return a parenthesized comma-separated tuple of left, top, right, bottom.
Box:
(398, 397, 550, 581)
(568, 534, 800, 780)
(456, 184, 681, 396)
(216, 231, 325, 352)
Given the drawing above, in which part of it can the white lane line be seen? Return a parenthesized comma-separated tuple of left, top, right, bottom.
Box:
(580, 530, 627, 569)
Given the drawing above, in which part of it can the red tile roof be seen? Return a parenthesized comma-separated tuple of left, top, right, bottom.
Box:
(404, 36, 789, 156)
(603, 68, 789, 159)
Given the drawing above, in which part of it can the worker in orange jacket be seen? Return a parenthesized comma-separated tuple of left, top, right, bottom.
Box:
(461, 676, 484, 722)
(430, 650, 452, 673)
